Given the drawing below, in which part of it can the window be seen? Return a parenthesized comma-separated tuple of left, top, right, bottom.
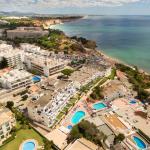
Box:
(0, 131, 3, 135)
(1, 135, 4, 139)
(5, 122, 9, 127)
(7, 127, 10, 131)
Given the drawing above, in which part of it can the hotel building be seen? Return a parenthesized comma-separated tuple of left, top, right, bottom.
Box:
(0, 107, 16, 145)
(0, 69, 32, 90)
(24, 54, 68, 76)
(7, 27, 49, 39)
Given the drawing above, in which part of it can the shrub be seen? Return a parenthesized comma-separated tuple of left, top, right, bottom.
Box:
(114, 133, 125, 144)
(67, 120, 105, 146)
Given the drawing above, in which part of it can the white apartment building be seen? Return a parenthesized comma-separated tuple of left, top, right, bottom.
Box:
(20, 43, 64, 58)
(24, 54, 68, 76)
(0, 43, 23, 68)
(21, 43, 41, 55)
(0, 43, 13, 52)
(103, 80, 127, 101)
(0, 107, 16, 145)
(0, 69, 32, 90)
(20, 43, 50, 57)
(28, 81, 78, 127)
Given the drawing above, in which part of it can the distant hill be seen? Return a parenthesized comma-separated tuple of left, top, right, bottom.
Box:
(0, 11, 83, 18)
(0, 11, 37, 16)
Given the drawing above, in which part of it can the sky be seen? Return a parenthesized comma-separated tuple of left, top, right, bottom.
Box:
(0, 0, 150, 15)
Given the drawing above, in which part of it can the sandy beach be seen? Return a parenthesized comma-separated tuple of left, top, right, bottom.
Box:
(96, 49, 150, 75)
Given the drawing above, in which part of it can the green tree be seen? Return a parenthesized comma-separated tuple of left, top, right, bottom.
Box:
(90, 86, 104, 100)
(61, 69, 74, 78)
(6, 101, 14, 110)
(0, 58, 8, 69)
(67, 120, 105, 146)
(67, 125, 82, 143)
(116, 63, 150, 102)
(43, 139, 54, 150)
(114, 133, 125, 144)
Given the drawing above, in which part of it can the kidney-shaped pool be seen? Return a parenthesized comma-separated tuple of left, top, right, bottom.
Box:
(71, 111, 85, 125)
(133, 136, 147, 149)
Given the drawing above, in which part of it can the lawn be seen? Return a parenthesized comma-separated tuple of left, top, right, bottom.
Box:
(108, 68, 116, 80)
(0, 128, 44, 150)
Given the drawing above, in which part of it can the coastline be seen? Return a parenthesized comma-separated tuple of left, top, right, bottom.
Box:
(46, 16, 84, 29)
(96, 49, 150, 75)
(49, 23, 150, 75)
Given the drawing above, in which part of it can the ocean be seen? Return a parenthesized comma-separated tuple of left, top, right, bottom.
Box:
(51, 15, 150, 72)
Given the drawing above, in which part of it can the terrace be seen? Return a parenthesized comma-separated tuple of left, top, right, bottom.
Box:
(69, 66, 104, 87)
(103, 112, 132, 136)
(112, 98, 150, 137)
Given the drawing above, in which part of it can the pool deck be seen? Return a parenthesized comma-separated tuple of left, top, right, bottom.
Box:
(91, 101, 107, 112)
(19, 139, 39, 150)
(61, 99, 90, 128)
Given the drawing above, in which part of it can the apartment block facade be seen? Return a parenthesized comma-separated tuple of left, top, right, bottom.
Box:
(0, 107, 16, 145)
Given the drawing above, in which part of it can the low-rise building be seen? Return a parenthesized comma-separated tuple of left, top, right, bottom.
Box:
(65, 138, 100, 150)
(45, 127, 68, 149)
(69, 66, 105, 87)
(27, 80, 78, 127)
(20, 43, 41, 53)
(7, 27, 49, 39)
(0, 43, 13, 52)
(20, 43, 50, 57)
(0, 20, 9, 25)
(0, 29, 5, 38)
(0, 69, 32, 90)
(0, 107, 16, 145)
(103, 80, 127, 101)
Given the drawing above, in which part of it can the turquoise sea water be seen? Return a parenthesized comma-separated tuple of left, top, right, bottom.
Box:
(51, 16, 150, 72)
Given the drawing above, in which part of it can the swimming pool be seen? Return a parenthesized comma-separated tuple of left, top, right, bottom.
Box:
(93, 102, 107, 110)
(32, 76, 41, 82)
(71, 111, 85, 125)
(67, 125, 73, 130)
(130, 100, 136, 104)
(22, 141, 35, 150)
(133, 136, 147, 149)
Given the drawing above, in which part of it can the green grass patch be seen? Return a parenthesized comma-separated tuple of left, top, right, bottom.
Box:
(108, 68, 116, 80)
(0, 128, 44, 150)
(98, 77, 108, 86)
(80, 77, 102, 93)
(55, 97, 78, 125)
